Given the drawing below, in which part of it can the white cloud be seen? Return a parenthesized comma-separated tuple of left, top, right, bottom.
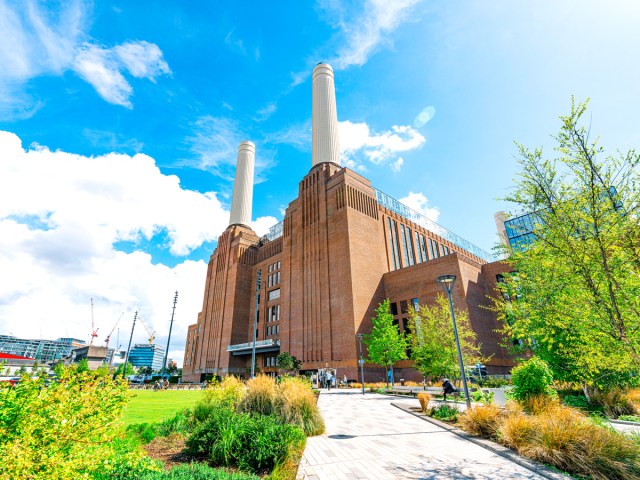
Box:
(390, 157, 404, 172)
(251, 216, 280, 237)
(338, 120, 425, 169)
(0, 1, 170, 114)
(0, 131, 234, 365)
(398, 191, 439, 222)
(319, 0, 421, 70)
(254, 102, 278, 122)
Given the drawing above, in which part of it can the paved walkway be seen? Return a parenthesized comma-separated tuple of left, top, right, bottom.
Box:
(297, 390, 547, 480)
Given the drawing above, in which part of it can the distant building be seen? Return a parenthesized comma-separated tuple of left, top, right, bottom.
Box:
(0, 352, 44, 375)
(128, 344, 166, 370)
(0, 335, 86, 364)
(72, 345, 109, 370)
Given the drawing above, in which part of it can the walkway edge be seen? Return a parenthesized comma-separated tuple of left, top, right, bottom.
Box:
(391, 402, 573, 480)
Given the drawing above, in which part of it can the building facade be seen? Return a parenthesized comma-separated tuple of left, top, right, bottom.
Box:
(0, 335, 86, 364)
(182, 64, 512, 383)
(129, 343, 166, 371)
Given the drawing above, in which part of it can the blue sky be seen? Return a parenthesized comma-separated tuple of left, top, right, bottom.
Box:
(1, 0, 639, 365)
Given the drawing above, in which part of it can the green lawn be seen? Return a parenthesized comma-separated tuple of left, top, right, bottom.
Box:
(122, 389, 203, 426)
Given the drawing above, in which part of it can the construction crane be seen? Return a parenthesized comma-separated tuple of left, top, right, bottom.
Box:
(137, 316, 156, 345)
(104, 312, 124, 348)
(89, 298, 99, 346)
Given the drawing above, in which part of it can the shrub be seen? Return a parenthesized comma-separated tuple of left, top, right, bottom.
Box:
(240, 374, 276, 416)
(429, 404, 459, 422)
(127, 422, 158, 444)
(471, 389, 494, 404)
(0, 366, 140, 479)
(186, 408, 305, 474)
(561, 394, 590, 410)
(93, 433, 162, 480)
(478, 377, 511, 388)
(590, 389, 638, 418)
(521, 394, 559, 415)
(417, 392, 432, 412)
(460, 404, 503, 438)
(275, 376, 325, 436)
(193, 376, 246, 424)
(511, 357, 555, 401)
(499, 405, 640, 479)
(140, 463, 259, 479)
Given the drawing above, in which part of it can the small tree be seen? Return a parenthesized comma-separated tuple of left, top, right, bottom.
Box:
(408, 295, 484, 382)
(115, 362, 134, 377)
(364, 299, 408, 387)
(510, 357, 555, 401)
(276, 352, 302, 375)
(76, 358, 90, 373)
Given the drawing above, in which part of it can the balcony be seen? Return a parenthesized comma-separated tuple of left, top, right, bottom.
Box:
(227, 339, 280, 356)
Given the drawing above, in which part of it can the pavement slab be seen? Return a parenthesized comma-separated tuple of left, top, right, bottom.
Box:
(297, 390, 548, 480)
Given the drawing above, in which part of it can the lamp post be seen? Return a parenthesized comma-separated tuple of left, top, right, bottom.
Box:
(436, 275, 471, 409)
(356, 334, 365, 395)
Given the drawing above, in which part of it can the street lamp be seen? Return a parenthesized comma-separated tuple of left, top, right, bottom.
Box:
(356, 334, 365, 395)
(436, 274, 471, 409)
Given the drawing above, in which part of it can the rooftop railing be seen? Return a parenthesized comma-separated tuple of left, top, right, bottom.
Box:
(373, 188, 495, 262)
(264, 221, 283, 241)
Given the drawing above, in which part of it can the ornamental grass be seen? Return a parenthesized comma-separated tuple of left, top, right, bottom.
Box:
(459, 404, 503, 439)
(275, 377, 325, 436)
(499, 403, 640, 480)
(240, 374, 276, 416)
(417, 392, 432, 413)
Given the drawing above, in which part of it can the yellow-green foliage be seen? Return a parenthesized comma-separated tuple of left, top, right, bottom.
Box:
(459, 404, 503, 438)
(275, 377, 325, 436)
(204, 375, 246, 409)
(0, 367, 152, 479)
(499, 404, 640, 479)
(240, 374, 277, 416)
(417, 392, 432, 413)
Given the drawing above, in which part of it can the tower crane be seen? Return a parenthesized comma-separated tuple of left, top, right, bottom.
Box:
(137, 316, 156, 345)
(104, 312, 124, 348)
(89, 298, 99, 346)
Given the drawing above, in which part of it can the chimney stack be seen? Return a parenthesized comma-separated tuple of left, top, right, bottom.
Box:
(228, 141, 255, 227)
(312, 63, 340, 167)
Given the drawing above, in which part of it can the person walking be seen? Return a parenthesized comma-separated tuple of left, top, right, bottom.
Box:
(325, 369, 332, 390)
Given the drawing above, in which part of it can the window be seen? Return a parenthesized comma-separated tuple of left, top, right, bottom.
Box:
(277, 261, 281, 270)
(268, 289, 280, 301)
(402, 318, 410, 335)
(388, 218, 401, 270)
(429, 239, 439, 259)
(268, 264, 272, 273)
(390, 302, 398, 315)
(400, 300, 408, 314)
(411, 298, 419, 311)
(400, 224, 415, 266)
(275, 325, 279, 335)
(276, 271, 280, 284)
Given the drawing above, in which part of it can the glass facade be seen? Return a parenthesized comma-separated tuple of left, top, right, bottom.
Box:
(0, 335, 86, 363)
(128, 343, 166, 370)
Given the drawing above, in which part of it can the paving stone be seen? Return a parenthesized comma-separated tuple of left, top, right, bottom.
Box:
(297, 390, 547, 480)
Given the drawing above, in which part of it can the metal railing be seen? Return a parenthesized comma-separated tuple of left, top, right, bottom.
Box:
(372, 188, 494, 262)
(264, 221, 283, 241)
(227, 339, 279, 352)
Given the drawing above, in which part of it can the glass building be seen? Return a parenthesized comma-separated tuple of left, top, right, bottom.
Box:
(0, 335, 86, 363)
(128, 343, 166, 370)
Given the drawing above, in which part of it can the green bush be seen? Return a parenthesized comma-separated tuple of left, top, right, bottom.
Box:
(193, 376, 245, 424)
(275, 376, 325, 436)
(470, 389, 494, 404)
(140, 463, 259, 479)
(93, 433, 161, 479)
(127, 422, 158, 444)
(429, 404, 459, 422)
(186, 408, 305, 474)
(618, 415, 640, 423)
(561, 394, 590, 410)
(478, 377, 511, 388)
(511, 357, 555, 401)
(0, 366, 148, 479)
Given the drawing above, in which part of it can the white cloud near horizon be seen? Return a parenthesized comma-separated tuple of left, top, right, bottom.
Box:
(0, 0, 170, 113)
(0, 131, 274, 366)
(398, 191, 439, 222)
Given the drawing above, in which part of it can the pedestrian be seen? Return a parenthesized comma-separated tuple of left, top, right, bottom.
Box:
(325, 369, 332, 390)
(343, 374, 348, 388)
(442, 377, 457, 401)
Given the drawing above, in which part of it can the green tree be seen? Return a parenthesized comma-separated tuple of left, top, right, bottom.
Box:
(115, 361, 135, 377)
(363, 299, 408, 387)
(408, 295, 484, 382)
(495, 98, 640, 396)
(276, 352, 302, 375)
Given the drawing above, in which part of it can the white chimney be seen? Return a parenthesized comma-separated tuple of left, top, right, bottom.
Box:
(229, 141, 255, 227)
(312, 63, 340, 167)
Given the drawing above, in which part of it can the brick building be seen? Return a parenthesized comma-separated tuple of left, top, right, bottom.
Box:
(182, 64, 512, 383)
